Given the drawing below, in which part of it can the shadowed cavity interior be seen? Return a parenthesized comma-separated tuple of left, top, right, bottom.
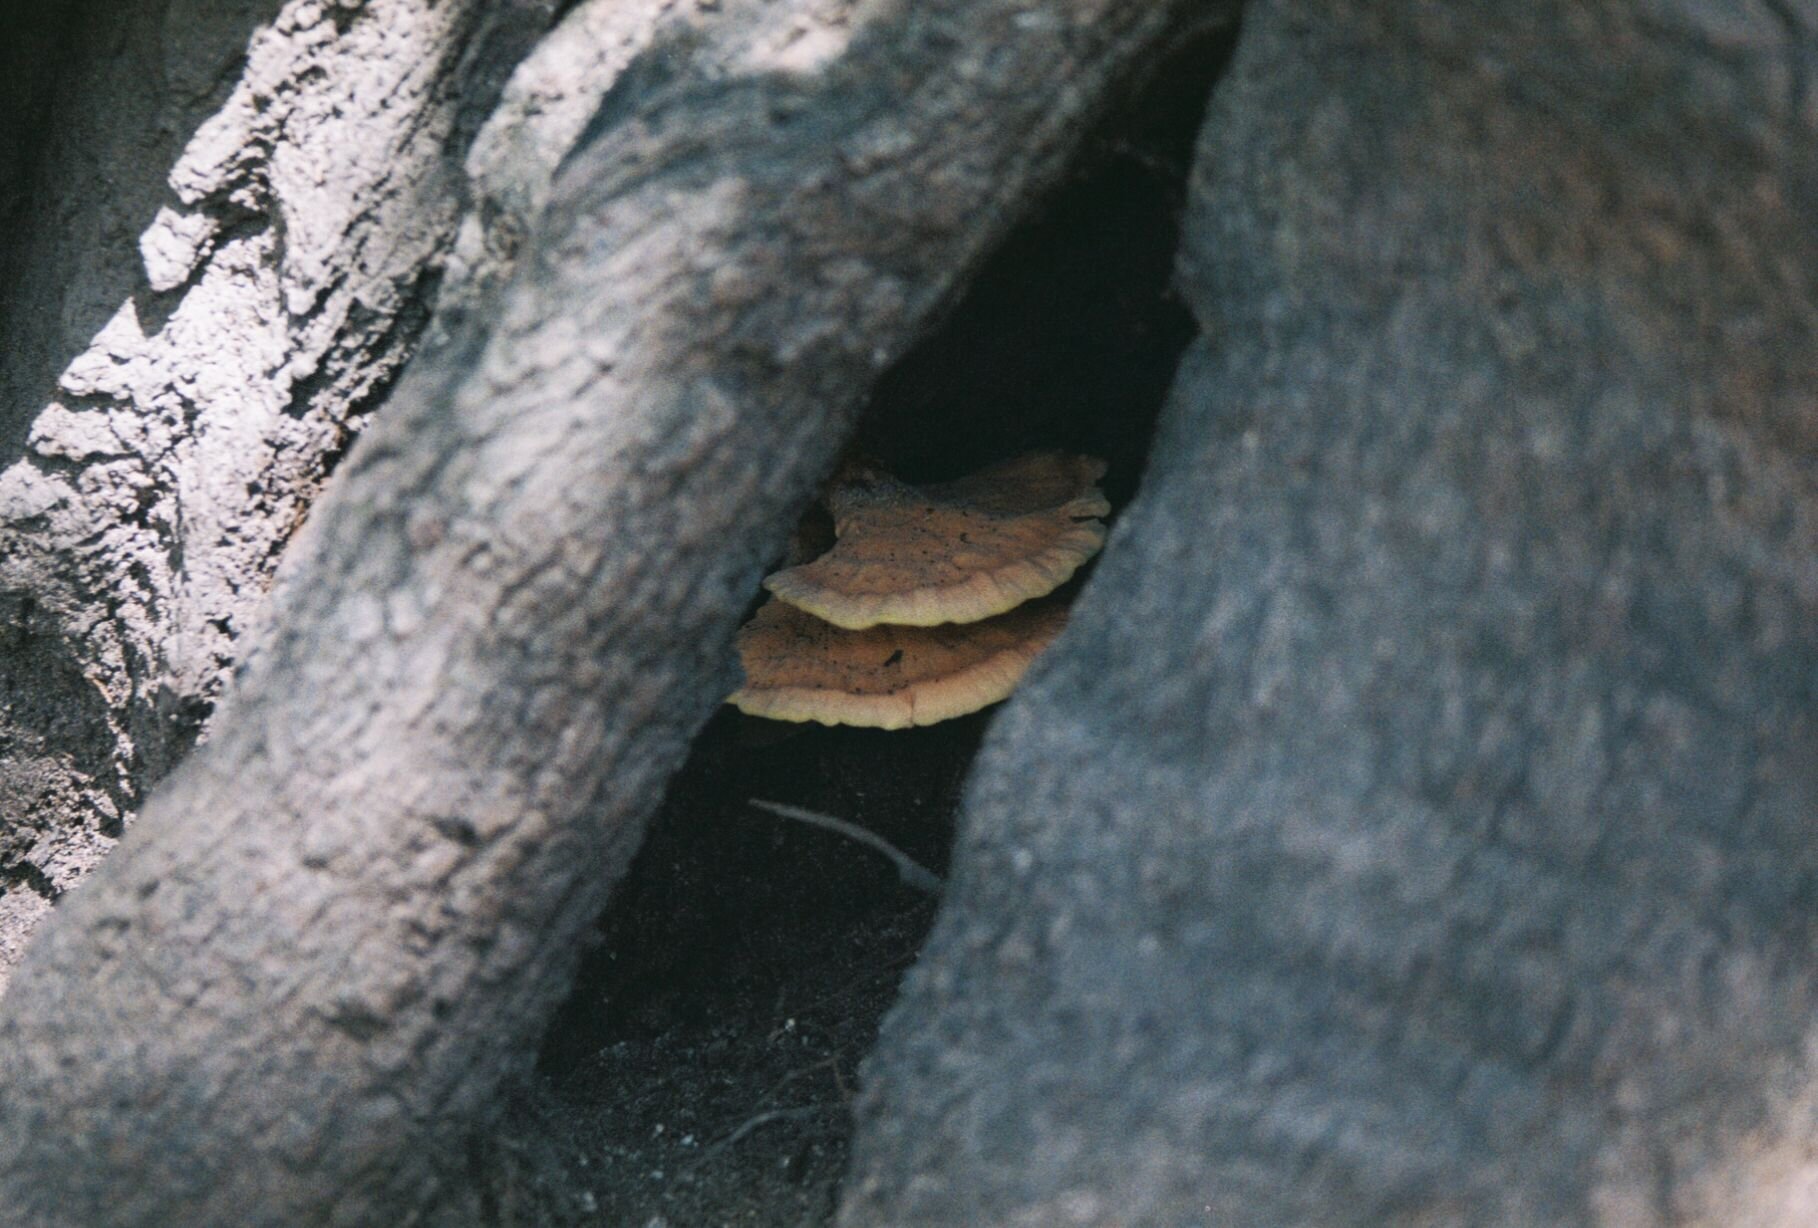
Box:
(521, 25, 1235, 1225)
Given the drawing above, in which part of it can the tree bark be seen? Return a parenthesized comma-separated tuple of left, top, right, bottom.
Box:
(0, 1, 1221, 1223)
(0, 0, 560, 988)
(841, 2, 1818, 1224)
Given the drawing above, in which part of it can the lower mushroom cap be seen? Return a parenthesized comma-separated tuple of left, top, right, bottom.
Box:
(728, 593, 1070, 730)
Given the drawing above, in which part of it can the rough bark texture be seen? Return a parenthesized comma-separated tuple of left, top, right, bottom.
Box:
(434, 0, 719, 341)
(0, 1, 1217, 1223)
(843, 2, 1818, 1225)
(0, 0, 562, 988)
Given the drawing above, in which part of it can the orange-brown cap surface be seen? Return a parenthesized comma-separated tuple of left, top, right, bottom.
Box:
(763, 452, 1108, 630)
(728, 593, 1069, 729)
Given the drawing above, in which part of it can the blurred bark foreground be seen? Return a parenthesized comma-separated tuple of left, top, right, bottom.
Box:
(845, 3, 1818, 1225)
(0, 0, 1224, 1222)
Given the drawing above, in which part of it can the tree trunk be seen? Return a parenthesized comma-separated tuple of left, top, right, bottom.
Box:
(6, 0, 1816, 1224)
(0, 0, 561, 987)
(0, 0, 1220, 1222)
(842, 2, 1818, 1224)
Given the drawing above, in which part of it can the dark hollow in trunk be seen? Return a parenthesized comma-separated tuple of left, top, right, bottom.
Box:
(519, 30, 1234, 1225)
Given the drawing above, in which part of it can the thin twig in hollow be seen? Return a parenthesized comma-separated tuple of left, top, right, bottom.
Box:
(701, 1104, 839, 1162)
(747, 800, 945, 897)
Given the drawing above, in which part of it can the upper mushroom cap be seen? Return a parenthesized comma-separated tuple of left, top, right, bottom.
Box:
(762, 452, 1109, 630)
(728, 593, 1069, 730)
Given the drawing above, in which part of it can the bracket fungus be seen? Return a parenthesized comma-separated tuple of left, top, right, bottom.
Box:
(729, 452, 1108, 729)
(730, 593, 1071, 730)
(763, 452, 1109, 630)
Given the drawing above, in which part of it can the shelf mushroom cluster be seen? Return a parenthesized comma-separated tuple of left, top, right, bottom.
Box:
(729, 452, 1110, 729)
